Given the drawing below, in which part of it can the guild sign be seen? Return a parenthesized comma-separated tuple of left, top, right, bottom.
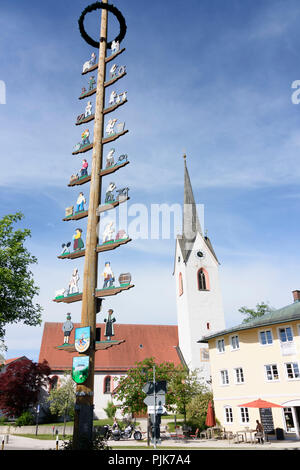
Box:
(72, 356, 89, 384)
(75, 326, 91, 353)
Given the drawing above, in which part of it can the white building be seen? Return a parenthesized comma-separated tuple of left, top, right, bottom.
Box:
(174, 156, 226, 384)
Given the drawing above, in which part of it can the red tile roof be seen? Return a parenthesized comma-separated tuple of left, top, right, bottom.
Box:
(39, 323, 180, 372)
(5, 356, 27, 365)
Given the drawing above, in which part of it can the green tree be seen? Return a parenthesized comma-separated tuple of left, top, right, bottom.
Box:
(114, 357, 203, 421)
(167, 369, 206, 423)
(47, 372, 76, 436)
(0, 212, 42, 342)
(239, 301, 273, 324)
(186, 391, 214, 430)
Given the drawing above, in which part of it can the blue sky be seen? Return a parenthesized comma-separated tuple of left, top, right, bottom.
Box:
(1, 0, 300, 361)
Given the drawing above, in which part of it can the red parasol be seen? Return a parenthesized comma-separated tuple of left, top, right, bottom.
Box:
(238, 398, 283, 408)
(205, 400, 216, 427)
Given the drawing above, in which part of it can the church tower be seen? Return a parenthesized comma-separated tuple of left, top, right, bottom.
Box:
(174, 155, 225, 384)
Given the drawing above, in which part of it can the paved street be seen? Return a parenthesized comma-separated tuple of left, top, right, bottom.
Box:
(2, 434, 300, 451)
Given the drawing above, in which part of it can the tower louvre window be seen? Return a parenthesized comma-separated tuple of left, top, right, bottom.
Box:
(197, 268, 210, 291)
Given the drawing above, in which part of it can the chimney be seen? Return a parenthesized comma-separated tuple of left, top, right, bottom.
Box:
(292, 290, 300, 303)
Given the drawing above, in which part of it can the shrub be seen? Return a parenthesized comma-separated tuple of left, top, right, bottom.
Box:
(104, 401, 117, 419)
(61, 433, 111, 450)
(15, 411, 35, 427)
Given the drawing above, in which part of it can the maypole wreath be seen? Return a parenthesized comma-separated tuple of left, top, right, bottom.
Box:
(78, 2, 127, 49)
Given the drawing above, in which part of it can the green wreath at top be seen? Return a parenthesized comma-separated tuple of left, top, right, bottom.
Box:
(78, 2, 127, 49)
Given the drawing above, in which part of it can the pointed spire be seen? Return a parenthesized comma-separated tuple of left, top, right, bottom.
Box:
(183, 154, 203, 240)
(177, 154, 203, 263)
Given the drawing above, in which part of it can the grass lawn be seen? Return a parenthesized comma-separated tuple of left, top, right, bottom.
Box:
(14, 434, 72, 441)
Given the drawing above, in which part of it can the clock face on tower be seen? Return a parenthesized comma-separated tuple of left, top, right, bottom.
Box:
(195, 250, 205, 260)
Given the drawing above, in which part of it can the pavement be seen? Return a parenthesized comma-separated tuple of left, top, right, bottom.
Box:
(2, 434, 300, 451)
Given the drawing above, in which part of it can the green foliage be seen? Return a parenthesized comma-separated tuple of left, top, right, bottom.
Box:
(15, 411, 35, 427)
(186, 391, 214, 431)
(104, 401, 117, 419)
(47, 372, 76, 423)
(61, 433, 111, 451)
(0, 212, 42, 341)
(239, 301, 273, 324)
(113, 357, 204, 420)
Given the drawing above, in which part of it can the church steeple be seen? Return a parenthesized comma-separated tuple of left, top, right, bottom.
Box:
(180, 154, 219, 265)
(183, 154, 203, 239)
(178, 155, 203, 263)
(174, 153, 225, 382)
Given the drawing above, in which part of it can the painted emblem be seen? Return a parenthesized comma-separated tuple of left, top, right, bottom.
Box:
(75, 327, 91, 353)
(72, 356, 89, 384)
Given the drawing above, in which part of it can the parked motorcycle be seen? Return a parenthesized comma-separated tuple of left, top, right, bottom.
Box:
(111, 424, 142, 441)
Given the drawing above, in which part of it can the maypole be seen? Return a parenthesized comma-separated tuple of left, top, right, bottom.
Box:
(52, 1, 132, 449)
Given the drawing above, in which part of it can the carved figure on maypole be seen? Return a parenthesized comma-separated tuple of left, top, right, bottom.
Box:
(105, 182, 117, 203)
(62, 313, 74, 344)
(82, 52, 97, 73)
(81, 159, 89, 177)
(68, 268, 80, 295)
(109, 64, 126, 79)
(102, 221, 115, 244)
(106, 148, 115, 168)
(75, 192, 86, 213)
(106, 119, 117, 136)
(109, 90, 127, 107)
(104, 309, 116, 341)
(109, 91, 117, 106)
(81, 129, 90, 146)
(85, 101, 93, 118)
(61, 242, 71, 256)
(88, 75, 96, 91)
(111, 40, 120, 55)
(102, 262, 115, 289)
(73, 228, 84, 252)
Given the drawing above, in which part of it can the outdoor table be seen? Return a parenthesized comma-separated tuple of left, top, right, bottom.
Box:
(236, 429, 256, 443)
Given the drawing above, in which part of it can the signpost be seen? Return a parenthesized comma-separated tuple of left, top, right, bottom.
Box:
(143, 370, 167, 449)
(147, 405, 167, 415)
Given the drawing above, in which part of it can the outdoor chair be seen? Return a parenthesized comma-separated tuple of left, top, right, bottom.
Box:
(190, 428, 199, 439)
(200, 429, 209, 439)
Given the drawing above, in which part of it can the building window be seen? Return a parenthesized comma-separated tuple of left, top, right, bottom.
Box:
(200, 348, 209, 362)
(234, 367, 244, 384)
(221, 369, 229, 385)
(49, 375, 59, 391)
(279, 327, 293, 343)
(265, 364, 279, 381)
(259, 330, 273, 345)
(103, 376, 111, 394)
(284, 408, 296, 433)
(240, 407, 249, 423)
(217, 339, 225, 353)
(224, 406, 233, 423)
(197, 268, 210, 291)
(179, 272, 183, 297)
(285, 362, 300, 380)
(230, 335, 240, 350)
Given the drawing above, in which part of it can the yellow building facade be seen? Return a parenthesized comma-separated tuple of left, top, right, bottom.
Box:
(201, 291, 300, 440)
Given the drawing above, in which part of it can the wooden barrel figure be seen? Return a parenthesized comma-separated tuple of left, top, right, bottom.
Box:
(119, 273, 131, 286)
